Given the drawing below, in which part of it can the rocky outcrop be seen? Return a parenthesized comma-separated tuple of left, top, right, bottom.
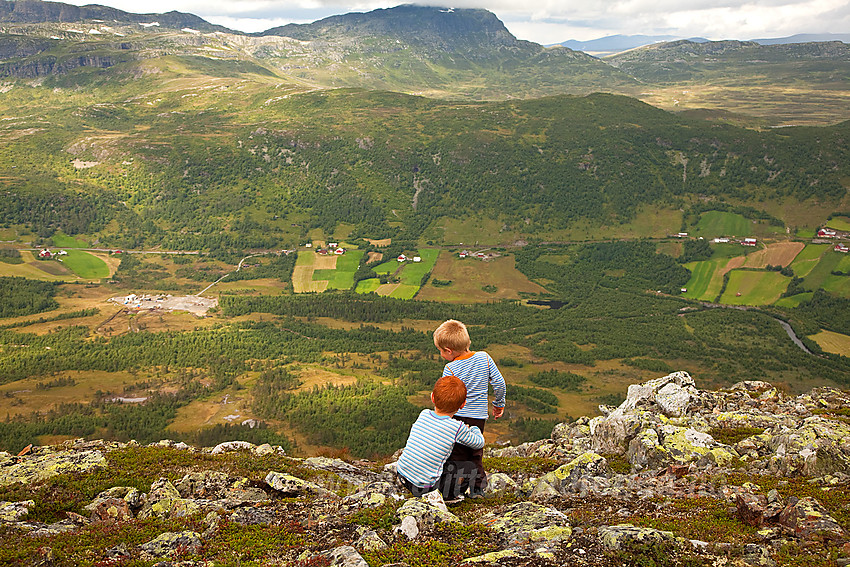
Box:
(1, 373, 849, 566)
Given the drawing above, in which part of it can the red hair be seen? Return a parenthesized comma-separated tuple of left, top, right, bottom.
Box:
(432, 375, 467, 414)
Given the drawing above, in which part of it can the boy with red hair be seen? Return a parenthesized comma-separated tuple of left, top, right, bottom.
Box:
(396, 375, 485, 501)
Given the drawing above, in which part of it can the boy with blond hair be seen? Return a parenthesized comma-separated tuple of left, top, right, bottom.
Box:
(396, 375, 485, 500)
(433, 319, 506, 498)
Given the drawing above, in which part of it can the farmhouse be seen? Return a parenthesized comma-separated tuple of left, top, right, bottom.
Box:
(713, 238, 730, 243)
(818, 228, 837, 238)
(741, 238, 757, 247)
(334, 247, 345, 255)
(328, 242, 338, 248)
(413, 256, 421, 262)
(38, 249, 52, 259)
(317, 248, 329, 255)
(458, 251, 468, 258)
(836, 243, 849, 253)
(397, 254, 407, 262)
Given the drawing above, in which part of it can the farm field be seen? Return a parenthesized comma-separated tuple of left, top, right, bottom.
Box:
(774, 292, 813, 308)
(355, 279, 381, 293)
(809, 330, 850, 357)
(790, 244, 829, 277)
(682, 258, 724, 301)
(825, 217, 850, 231)
(821, 273, 850, 298)
(742, 241, 804, 268)
(416, 252, 547, 303)
(801, 250, 844, 290)
(62, 250, 111, 279)
(0, 255, 73, 281)
(695, 211, 752, 238)
(313, 249, 364, 290)
(682, 255, 747, 302)
(719, 270, 790, 305)
(292, 249, 336, 293)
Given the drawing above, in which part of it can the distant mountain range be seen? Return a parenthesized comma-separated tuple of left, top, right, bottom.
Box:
(555, 33, 850, 56)
(0, 0, 232, 32)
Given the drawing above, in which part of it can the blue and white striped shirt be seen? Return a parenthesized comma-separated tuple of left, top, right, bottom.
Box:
(442, 351, 506, 419)
(396, 409, 485, 488)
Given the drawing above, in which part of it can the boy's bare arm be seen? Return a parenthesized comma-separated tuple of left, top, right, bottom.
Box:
(492, 405, 504, 419)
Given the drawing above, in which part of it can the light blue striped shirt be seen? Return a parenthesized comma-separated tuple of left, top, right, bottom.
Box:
(442, 351, 506, 419)
(396, 409, 485, 488)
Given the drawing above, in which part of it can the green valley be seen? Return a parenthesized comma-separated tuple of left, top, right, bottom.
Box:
(1, 3, 850, 460)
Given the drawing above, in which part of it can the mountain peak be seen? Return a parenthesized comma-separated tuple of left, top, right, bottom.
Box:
(259, 4, 528, 51)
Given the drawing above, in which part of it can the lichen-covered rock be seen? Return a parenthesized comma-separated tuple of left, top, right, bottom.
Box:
(303, 456, 378, 487)
(478, 501, 571, 545)
(89, 497, 134, 524)
(395, 493, 460, 531)
(175, 471, 268, 503)
(768, 416, 850, 476)
(778, 496, 847, 542)
(598, 523, 677, 551)
(591, 413, 643, 455)
(354, 529, 387, 552)
(210, 441, 255, 454)
(537, 451, 610, 494)
(0, 500, 33, 523)
(343, 481, 402, 508)
(265, 471, 335, 498)
(139, 530, 202, 557)
(460, 548, 524, 564)
(137, 478, 200, 520)
(483, 472, 520, 496)
(320, 545, 369, 567)
(0, 449, 106, 487)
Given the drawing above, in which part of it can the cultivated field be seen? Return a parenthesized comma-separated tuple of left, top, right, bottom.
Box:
(416, 252, 547, 303)
(774, 292, 813, 308)
(826, 217, 850, 231)
(719, 270, 790, 306)
(695, 211, 752, 237)
(791, 244, 830, 277)
(682, 255, 747, 302)
(742, 241, 804, 268)
(809, 330, 850, 357)
(63, 250, 111, 279)
(292, 250, 336, 293)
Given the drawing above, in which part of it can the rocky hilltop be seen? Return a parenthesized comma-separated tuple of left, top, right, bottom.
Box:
(2, 372, 850, 566)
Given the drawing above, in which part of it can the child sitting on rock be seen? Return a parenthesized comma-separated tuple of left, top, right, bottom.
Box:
(396, 375, 485, 501)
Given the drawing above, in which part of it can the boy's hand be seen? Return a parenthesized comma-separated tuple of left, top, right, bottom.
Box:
(493, 405, 504, 419)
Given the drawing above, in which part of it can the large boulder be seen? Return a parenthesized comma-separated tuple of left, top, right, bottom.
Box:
(395, 491, 461, 532)
(767, 416, 850, 476)
(0, 449, 106, 487)
(137, 478, 200, 520)
(0, 500, 33, 523)
(778, 497, 847, 543)
(175, 470, 268, 503)
(477, 501, 571, 546)
(534, 452, 611, 494)
(265, 471, 336, 498)
(598, 524, 677, 551)
(139, 530, 203, 557)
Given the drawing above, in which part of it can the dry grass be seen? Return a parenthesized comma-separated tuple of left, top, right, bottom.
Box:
(742, 241, 804, 268)
(416, 252, 547, 303)
(809, 330, 850, 357)
(365, 238, 392, 247)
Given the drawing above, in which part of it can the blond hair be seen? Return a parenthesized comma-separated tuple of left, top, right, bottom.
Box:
(433, 319, 471, 352)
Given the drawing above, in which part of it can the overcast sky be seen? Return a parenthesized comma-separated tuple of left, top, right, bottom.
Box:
(62, 0, 850, 44)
